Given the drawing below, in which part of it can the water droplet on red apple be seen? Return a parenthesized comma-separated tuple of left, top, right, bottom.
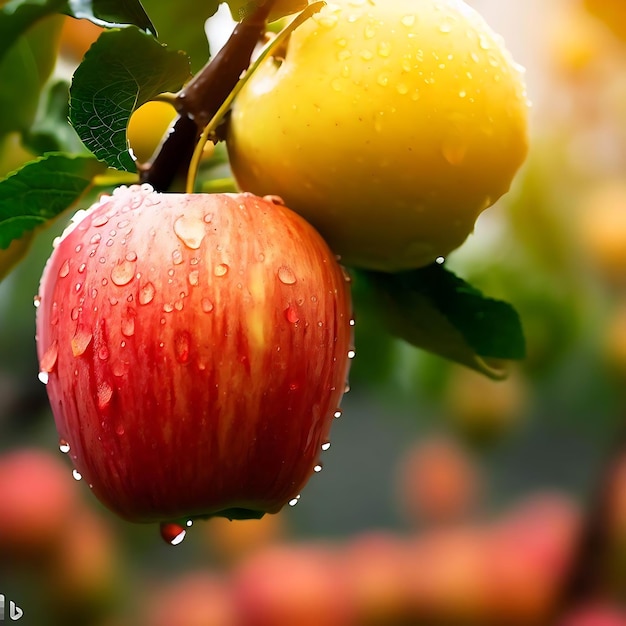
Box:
(201, 298, 214, 313)
(71, 325, 93, 357)
(111, 260, 136, 286)
(59, 439, 70, 454)
(348, 349, 356, 359)
(40, 340, 59, 373)
(214, 263, 229, 277)
(321, 442, 331, 451)
(98, 346, 109, 361)
(285, 306, 300, 324)
(115, 424, 125, 436)
(92, 214, 109, 227)
(139, 281, 156, 305)
(175, 331, 191, 363)
(72, 469, 82, 481)
(97, 381, 113, 410)
(172, 250, 184, 265)
(58, 260, 70, 278)
(111, 359, 129, 377)
(288, 495, 301, 507)
(160, 522, 186, 545)
(277, 266, 297, 285)
(90, 233, 102, 244)
(50, 301, 59, 325)
(121, 307, 136, 337)
(37, 371, 49, 384)
(333, 409, 342, 419)
(174, 215, 206, 250)
(188, 270, 200, 286)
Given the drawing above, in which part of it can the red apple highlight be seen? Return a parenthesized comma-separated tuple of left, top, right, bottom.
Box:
(35, 185, 353, 523)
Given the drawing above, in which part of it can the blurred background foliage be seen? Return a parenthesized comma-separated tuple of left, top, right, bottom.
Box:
(2, 0, 626, 624)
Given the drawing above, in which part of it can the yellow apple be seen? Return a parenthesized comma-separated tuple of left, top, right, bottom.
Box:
(227, 0, 529, 271)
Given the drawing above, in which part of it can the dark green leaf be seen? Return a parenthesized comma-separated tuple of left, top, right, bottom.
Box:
(354, 264, 526, 379)
(61, 0, 155, 33)
(25, 80, 89, 155)
(69, 27, 191, 171)
(0, 153, 106, 248)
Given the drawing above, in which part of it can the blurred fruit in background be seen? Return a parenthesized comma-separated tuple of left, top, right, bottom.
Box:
(443, 364, 529, 443)
(339, 532, 412, 626)
(59, 16, 103, 61)
(0, 448, 80, 563)
(549, 2, 613, 76)
(584, 0, 626, 42)
(230, 543, 354, 626)
(601, 297, 626, 380)
(394, 434, 483, 525)
(560, 602, 626, 626)
(141, 572, 238, 626)
(42, 509, 122, 625)
(578, 180, 626, 288)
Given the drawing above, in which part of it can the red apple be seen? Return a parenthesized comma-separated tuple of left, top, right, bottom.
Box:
(35, 185, 353, 523)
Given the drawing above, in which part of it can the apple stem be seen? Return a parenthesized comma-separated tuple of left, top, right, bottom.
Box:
(139, 2, 275, 191)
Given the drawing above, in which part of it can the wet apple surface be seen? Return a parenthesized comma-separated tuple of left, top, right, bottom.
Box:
(35, 185, 353, 523)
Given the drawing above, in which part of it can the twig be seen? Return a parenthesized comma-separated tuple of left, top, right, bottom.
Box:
(139, 1, 275, 191)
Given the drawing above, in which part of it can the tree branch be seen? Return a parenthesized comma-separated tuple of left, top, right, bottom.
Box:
(139, 1, 274, 191)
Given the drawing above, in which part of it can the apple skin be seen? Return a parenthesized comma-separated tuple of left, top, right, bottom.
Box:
(35, 185, 352, 523)
(227, 0, 529, 271)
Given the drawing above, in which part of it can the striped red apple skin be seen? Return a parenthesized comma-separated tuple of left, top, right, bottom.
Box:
(35, 185, 353, 523)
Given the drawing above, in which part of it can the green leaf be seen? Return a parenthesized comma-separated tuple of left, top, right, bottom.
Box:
(141, 0, 218, 73)
(61, 0, 155, 33)
(24, 80, 88, 155)
(353, 264, 526, 379)
(0, 0, 66, 62)
(0, 153, 106, 248)
(69, 27, 191, 171)
(0, 14, 63, 135)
